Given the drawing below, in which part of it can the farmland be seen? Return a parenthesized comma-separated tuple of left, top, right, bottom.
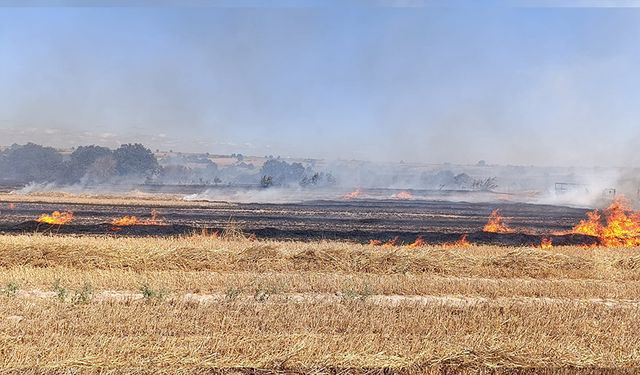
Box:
(0, 193, 597, 246)
(1, 234, 640, 373)
(0, 194, 639, 373)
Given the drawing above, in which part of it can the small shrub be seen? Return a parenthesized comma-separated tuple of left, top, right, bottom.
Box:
(254, 289, 271, 302)
(3, 281, 18, 297)
(140, 284, 165, 300)
(52, 279, 68, 302)
(225, 287, 241, 301)
(341, 284, 374, 301)
(72, 282, 94, 304)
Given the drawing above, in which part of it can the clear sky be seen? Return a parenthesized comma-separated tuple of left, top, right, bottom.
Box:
(1, 1, 640, 166)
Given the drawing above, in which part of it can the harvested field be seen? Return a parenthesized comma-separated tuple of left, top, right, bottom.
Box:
(1, 233, 640, 373)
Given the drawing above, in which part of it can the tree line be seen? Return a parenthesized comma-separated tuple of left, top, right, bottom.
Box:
(0, 143, 160, 185)
(0, 143, 335, 188)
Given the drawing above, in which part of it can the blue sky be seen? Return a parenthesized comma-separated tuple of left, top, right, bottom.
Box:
(1, 1, 639, 166)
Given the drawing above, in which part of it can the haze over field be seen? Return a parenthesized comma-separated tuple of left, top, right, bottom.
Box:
(1, 1, 640, 166)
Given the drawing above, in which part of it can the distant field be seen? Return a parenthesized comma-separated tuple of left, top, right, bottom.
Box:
(1, 233, 640, 373)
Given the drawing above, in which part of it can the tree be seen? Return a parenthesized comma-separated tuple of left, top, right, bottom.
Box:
(0, 143, 63, 183)
(300, 172, 336, 188)
(62, 145, 112, 184)
(113, 143, 160, 177)
(260, 175, 273, 188)
(84, 155, 117, 184)
(472, 177, 498, 191)
(259, 159, 305, 186)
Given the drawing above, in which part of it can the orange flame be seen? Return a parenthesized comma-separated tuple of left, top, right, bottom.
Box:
(371, 235, 470, 248)
(407, 236, 426, 248)
(444, 234, 471, 248)
(392, 191, 413, 200)
(37, 211, 74, 225)
(382, 236, 399, 248)
(112, 216, 139, 226)
(342, 189, 362, 200)
(111, 209, 164, 227)
(368, 236, 399, 247)
(483, 209, 513, 233)
(540, 238, 553, 249)
(572, 196, 640, 247)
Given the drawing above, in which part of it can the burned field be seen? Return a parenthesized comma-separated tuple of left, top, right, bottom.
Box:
(0, 198, 597, 246)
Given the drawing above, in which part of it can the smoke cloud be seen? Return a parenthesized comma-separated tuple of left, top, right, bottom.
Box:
(1, 3, 639, 207)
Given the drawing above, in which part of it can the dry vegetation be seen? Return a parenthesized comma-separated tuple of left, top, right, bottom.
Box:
(0, 192, 229, 207)
(1, 234, 640, 373)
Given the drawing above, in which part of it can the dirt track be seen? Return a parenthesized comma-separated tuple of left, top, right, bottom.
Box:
(9, 289, 640, 309)
(0, 198, 598, 245)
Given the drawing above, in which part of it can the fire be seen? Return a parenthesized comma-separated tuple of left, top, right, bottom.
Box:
(111, 209, 164, 227)
(37, 211, 74, 225)
(573, 211, 602, 237)
(392, 191, 413, 200)
(369, 236, 399, 247)
(444, 234, 471, 248)
(112, 216, 139, 226)
(572, 196, 640, 247)
(454, 234, 471, 247)
(370, 234, 470, 248)
(407, 236, 426, 248)
(343, 189, 362, 200)
(483, 209, 513, 233)
(382, 236, 399, 248)
(540, 238, 553, 249)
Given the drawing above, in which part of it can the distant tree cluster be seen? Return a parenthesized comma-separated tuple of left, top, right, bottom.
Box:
(0, 143, 63, 183)
(420, 170, 498, 191)
(0, 143, 160, 185)
(259, 159, 336, 188)
(0, 142, 337, 188)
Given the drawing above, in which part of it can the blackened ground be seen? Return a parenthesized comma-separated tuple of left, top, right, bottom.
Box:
(2, 221, 597, 246)
(0, 199, 598, 245)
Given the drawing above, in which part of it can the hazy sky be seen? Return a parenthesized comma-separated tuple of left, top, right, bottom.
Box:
(1, 1, 640, 166)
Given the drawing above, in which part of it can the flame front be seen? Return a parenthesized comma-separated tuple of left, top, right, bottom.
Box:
(392, 191, 412, 200)
(540, 238, 553, 249)
(382, 236, 398, 248)
(483, 209, 513, 233)
(369, 236, 400, 247)
(369, 234, 470, 248)
(112, 216, 140, 226)
(407, 236, 426, 248)
(37, 211, 74, 225)
(445, 234, 471, 248)
(111, 209, 164, 227)
(572, 196, 640, 247)
(342, 189, 362, 200)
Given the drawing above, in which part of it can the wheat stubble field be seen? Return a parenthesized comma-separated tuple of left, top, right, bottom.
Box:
(0, 233, 640, 374)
